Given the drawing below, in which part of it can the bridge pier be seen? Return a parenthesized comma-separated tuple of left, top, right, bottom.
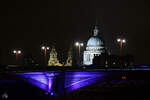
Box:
(45, 71, 65, 97)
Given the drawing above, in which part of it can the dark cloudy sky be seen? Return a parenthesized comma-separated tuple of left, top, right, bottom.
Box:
(0, 0, 150, 65)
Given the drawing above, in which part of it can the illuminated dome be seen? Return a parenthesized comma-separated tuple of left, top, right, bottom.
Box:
(87, 36, 103, 46)
(83, 25, 105, 65)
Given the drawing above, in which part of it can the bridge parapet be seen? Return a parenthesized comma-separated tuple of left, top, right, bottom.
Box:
(4, 70, 150, 96)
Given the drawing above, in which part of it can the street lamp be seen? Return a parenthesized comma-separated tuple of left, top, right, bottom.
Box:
(117, 38, 126, 69)
(13, 50, 22, 64)
(117, 38, 126, 57)
(75, 42, 84, 65)
(117, 38, 127, 77)
(41, 46, 50, 65)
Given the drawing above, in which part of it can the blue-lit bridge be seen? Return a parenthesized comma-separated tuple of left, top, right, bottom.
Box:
(0, 69, 150, 97)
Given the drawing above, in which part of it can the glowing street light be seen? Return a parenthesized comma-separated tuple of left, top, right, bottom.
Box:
(18, 50, 21, 54)
(117, 38, 126, 43)
(117, 38, 127, 76)
(117, 38, 126, 57)
(75, 42, 84, 65)
(41, 46, 50, 65)
(80, 43, 84, 46)
(13, 50, 22, 64)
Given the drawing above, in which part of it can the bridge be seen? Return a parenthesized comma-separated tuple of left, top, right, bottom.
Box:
(0, 69, 150, 97)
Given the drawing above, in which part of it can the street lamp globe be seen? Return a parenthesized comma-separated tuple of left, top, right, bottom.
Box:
(41, 46, 45, 50)
(13, 50, 17, 54)
(47, 47, 50, 50)
(18, 50, 21, 54)
(80, 43, 84, 46)
(117, 38, 121, 42)
(122, 39, 126, 43)
(75, 42, 79, 46)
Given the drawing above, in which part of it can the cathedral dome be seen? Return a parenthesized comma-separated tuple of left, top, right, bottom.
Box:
(87, 36, 103, 46)
(83, 24, 105, 65)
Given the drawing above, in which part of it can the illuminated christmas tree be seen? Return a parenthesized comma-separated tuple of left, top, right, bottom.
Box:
(48, 46, 63, 66)
(64, 48, 72, 66)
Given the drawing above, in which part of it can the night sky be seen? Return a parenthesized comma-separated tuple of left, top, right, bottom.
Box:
(0, 0, 150, 65)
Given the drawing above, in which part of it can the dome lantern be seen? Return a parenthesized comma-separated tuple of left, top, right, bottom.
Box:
(93, 26, 99, 36)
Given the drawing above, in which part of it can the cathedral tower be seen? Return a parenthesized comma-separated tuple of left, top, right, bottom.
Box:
(64, 48, 72, 66)
(48, 46, 63, 66)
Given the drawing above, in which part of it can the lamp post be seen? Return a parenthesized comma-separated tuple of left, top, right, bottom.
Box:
(13, 50, 21, 64)
(117, 38, 126, 57)
(75, 42, 84, 66)
(41, 46, 50, 65)
(117, 38, 126, 69)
